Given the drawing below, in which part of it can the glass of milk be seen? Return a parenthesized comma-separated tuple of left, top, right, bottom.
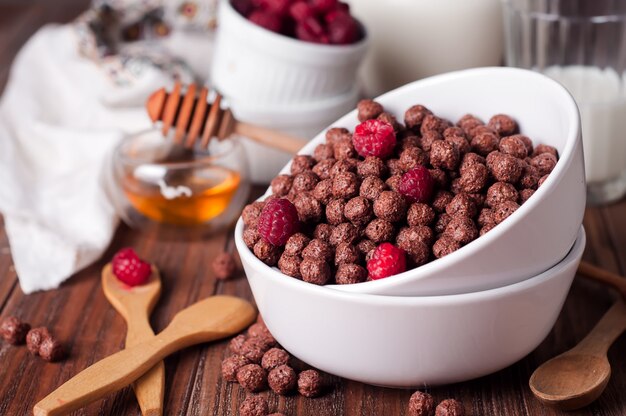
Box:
(503, 0, 626, 205)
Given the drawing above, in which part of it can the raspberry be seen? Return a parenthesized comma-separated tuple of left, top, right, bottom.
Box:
(352, 119, 396, 159)
(290, 1, 314, 21)
(257, 198, 300, 246)
(112, 248, 151, 286)
(310, 0, 338, 14)
(398, 166, 435, 203)
(295, 17, 329, 44)
(327, 12, 359, 44)
(259, 0, 292, 16)
(367, 242, 406, 280)
(248, 11, 282, 33)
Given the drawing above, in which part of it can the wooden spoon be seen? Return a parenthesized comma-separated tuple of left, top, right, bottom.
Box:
(530, 263, 626, 410)
(101, 264, 165, 416)
(33, 295, 256, 416)
(578, 261, 626, 299)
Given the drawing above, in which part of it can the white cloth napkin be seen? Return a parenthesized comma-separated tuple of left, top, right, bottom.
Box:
(0, 24, 212, 293)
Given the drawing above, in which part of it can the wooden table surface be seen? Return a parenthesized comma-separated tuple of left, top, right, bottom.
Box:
(1, 2, 626, 416)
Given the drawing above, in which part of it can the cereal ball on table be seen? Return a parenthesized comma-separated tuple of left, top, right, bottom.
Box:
(268, 364, 297, 395)
(435, 399, 465, 416)
(237, 364, 268, 392)
(298, 369, 323, 398)
(408, 391, 436, 416)
(239, 395, 269, 416)
(1, 316, 30, 345)
(222, 355, 251, 382)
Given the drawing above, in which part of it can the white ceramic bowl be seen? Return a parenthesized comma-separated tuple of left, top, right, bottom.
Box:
(211, 0, 369, 105)
(264, 67, 585, 296)
(231, 86, 359, 183)
(236, 225, 585, 387)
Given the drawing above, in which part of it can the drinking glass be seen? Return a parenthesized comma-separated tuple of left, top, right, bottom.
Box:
(503, 0, 626, 204)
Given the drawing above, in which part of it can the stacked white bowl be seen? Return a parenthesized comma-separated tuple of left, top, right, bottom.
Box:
(234, 68, 587, 387)
(211, 0, 369, 183)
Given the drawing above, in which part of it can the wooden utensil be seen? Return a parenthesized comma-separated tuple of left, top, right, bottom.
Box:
(146, 82, 304, 154)
(530, 264, 626, 410)
(102, 264, 165, 416)
(33, 295, 256, 416)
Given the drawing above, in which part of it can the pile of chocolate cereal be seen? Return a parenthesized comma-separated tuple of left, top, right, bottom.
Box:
(241, 99, 558, 285)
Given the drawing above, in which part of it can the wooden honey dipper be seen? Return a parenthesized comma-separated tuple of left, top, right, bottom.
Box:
(146, 82, 304, 154)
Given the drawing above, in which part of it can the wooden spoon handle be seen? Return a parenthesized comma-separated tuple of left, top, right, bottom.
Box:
(575, 300, 626, 356)
(234, 121, 304, 154)
(126, 309, 165, 416)
(578, 261, 626, 299)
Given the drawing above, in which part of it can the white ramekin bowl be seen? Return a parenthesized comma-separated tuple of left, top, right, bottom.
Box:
(257, 67, 585, 296)
(235, 225, 585, 387)
(211, 0, 369, 105)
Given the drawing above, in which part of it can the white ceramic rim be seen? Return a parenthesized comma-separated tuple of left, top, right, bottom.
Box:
(220, 0, 369, 59)
(236, 222, 585, 303)
(250, 67, 581, 293)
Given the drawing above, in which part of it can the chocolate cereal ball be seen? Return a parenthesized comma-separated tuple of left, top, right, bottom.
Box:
(488, 114, 518, 136)
(407, 203, 436, 227)
(365, 218, 395, 243)
(1, 316, 30, 345)
(470, 131, 499, 156)
(221, 355, 251, 382)
(229, 334, 247, 355)
(333, 139, 357, 160)
(326, 199, 347, 225)
(430, 140, 460, 171)
(292, 171, 319, 193)
(290, 155, 315, 175)
(421, 114, 449, 135)
(335, 242, 360, 266)
(239, 395, 269, 416)
(241, 339, 268, 363)
(408, 391, 436, 416)
(332, 172, 359, 199)
(313, 143, 334, 162)
(400, 147, 429, 171)
(493, 200, 520, 224)
(237, 364, 267, 392)
(357, 99, 384, 122)
(248, 322, 275, 343)
(242, 202, 264, 227)
(284, 233, 310, 256)
(329, 222, 360, 246)
(357, 156, 387, 178)
(405, 104, 432, 130)
(39, 338, 65, 362)
(531, 153, 558, 176)
(360, 176, 386, 200)
(243, 228, 260, 249)
(445, 135, 471, 155)
(373, 191, 408, 223)
(270, 175, 293, 197)
(312, 159, 336, 180)
(268, 364, 297, 395)
(499, 135, 528, 159)
(300, 258, 331, 285)
(533, 143, 558, 158)
(212, 251, 236, 280)
(446, 193, 477, 218)
(435, 399, 465, 416)
(293, 193, 323, 223)
(385, 175, 403, 193)
(486, 182, 519, 208)
(262, 348, 290, 371)
(302, 239, 333, 263)
(26, 327, 51, 355)
(314, 223, 334, 242)
(488, 152, 523, 184)
(445, 216, 478, 245)
(433, 235, 462, 258)
(357, 239, 377, 261)
(325, 127, 351, 145)
(312, 179, 333, 205)
(431, 191, 454, 213)
(458, 163, 488, 194)
(344, 196, 373, 226)
(377, 112, 402, 132)
(519, 163, 540, 189)
(519, 188, 535, 204)
(253, 240, 281, 267)
(298, 369, 323, 398)
(396, 231, 430, 265)
(419, 130, 442, 152)
(335, 263, 367, 284)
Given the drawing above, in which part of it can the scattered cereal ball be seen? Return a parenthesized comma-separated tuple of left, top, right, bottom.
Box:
(302, 239, 334, 263)
(445, 135, 471, 155)
(329, 222, 360, 246)
(386, 158, 404, 176)
(477, 208, 496, 227)
(433, 235, 461, 258)
(493, 200, 520, 224)
(386, 175, 403, 192)
(332, 172, 359, 199)
(488, 153, 523, 184)
(313, 159, 336, 180)
(373, 191, 408, 223)
(212, 251, 236, 280)
(239, 395, 269, 416)
(300, 258, 331, 285)
(367, 242, 407, 280)
(519, 188, 535, 204)
(314, 223, 334, 242)
(278, 254, 301, 278)
(421, 114, 449, 135)
(399, 147, 429, 171)
(271, 175, 293, 196)
(335, 242, 360, 266)
(357, 99, 384, 122)
(365, 218, 395, 243)
(253, 240, 281, 266)
(396, 228, 431, 265)
(499, 136, 528, 159)
(242, 202, 264, 227)
(229, 334, 247, 355)
(419, 130, 442, 152)
(292, 171, 320, 193)
(243, 226, 261, 249)
(334, 138, 358, 160)
(531, 153, 557, 176)
(533, 143, 558, 158)
(222, 355, 251, 382)
(335, 263, 368, 284)
(344, 196, 374, 226)
(313, 143, 335, 162)
(519, 163, 540, 189)
(486, 182, 519, 208)
(408, 391, 436, 416)
(262, 348, 290, 371)
(488, 114, 517, 136)
(446, 193, 477, 218)
(360, 176, 386, 200)
(405, 104, 432, 130)
(459, 163, 488, 193)
(326, 127, 351, 145)
(39, 337, 65, 362)
(377, 112, 402, 132)
(298, 369, 323, 398)
(457, 114, 484, 134)
(431, 191, 454, 213)
(356, 239, 377, 261)
(290, 155, 315, 175)
(330, 159, 358, 177)
(293, 193, 323, 223)
(435, 399, 465, 416)
(430, 140, 460, 171)
(247, 322, 275, 342)
(445, 216, 478, 245)
(0, 316, 30, 345)
(268, 364, 297, 395)
(357, 156, 387, 178)
(241, 339, 268, 363)
(459, 152, 486, 176)
(26, 327, 51, 355)
(471, 131, 499, 156)
(237, 364, 268, 392)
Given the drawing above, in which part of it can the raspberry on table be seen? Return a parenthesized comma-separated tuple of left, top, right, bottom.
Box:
(367, 242, 407, 280)
(111, 248, 151, 287)
(352, 119, 397, 158)
(398, 166, 435, 203)
(257, 198, 300, 246)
